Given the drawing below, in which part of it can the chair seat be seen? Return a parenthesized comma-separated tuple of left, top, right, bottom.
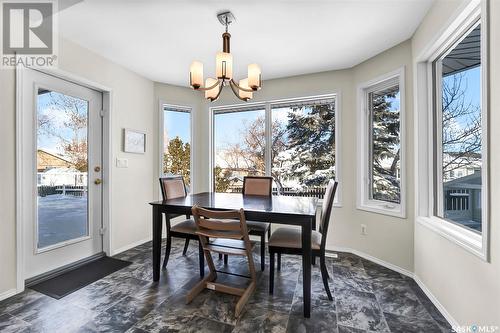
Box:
(171, 219, 197, 234)
(246, 221, 270, 233)
(268, 227, 322, 250)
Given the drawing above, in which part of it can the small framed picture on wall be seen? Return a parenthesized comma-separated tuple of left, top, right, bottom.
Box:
(123, 128, 146, 154)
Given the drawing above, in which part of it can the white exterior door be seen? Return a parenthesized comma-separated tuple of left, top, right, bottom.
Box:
(20, 69, 103, 279)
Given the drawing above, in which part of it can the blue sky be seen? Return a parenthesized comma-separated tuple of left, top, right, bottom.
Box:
(444, 66, 481, 107)
(214, 109, 265, 149)
(163, 110, 191, 143)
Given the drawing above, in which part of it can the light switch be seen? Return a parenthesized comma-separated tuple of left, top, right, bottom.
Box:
(116, 158, 128, 168)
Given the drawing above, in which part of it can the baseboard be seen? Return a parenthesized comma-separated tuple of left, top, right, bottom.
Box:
(0, 288, 17, 302)
(413, 274, 459, 328)
(110, 237, 151, 256)
(328, 245, 414, 277)
(328, 245, 457, 328)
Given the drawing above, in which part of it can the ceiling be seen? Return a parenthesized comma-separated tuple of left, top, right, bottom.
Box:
(58, 0, 435, 86)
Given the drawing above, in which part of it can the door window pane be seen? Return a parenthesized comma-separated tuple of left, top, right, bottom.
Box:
(436, 24, 482, 232)
(213, 108, 266, 193)
(163, 108, 191, 187)
(368, 85, 401, 204)
(271, 100, 335, 198)
(37, 89, 89, 249)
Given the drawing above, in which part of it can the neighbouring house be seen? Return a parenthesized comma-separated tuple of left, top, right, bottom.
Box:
(37, 149, 75, 172)
(443, 170, 482, 231)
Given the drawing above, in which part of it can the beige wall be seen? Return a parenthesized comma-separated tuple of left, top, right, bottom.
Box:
(412, 0, 500, 325)
(0, 37, 156, 296)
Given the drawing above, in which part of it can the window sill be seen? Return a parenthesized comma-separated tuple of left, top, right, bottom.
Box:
(357, 201, 405, 218)
(416, 216, 486, 261)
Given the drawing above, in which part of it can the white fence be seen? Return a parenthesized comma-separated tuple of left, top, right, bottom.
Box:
(38, 171, 87, 186)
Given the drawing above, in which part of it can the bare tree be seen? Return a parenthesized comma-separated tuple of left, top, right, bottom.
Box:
(441, 73, 482, 174)
(37, 92, 88, 171)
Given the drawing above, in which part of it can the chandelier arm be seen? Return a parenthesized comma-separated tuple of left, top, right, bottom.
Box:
(229, 80, 250, 101)
(210, 79, 225, 101)
(230, 79, 255, 92)
(196, 79, 221, 91)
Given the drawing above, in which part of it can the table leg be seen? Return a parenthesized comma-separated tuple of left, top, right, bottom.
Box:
(302, 219, 312, 318)
(152, 205, 162, 282)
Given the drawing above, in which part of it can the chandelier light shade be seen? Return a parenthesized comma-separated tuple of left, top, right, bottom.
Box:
(216, 51, 233, 79)
(247, 64, 262, 90)
(189, 11, 261, 102)
(189, 61, 203, 89)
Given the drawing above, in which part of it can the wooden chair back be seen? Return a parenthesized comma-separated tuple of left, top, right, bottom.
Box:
(242, 176, 273, 196)
(191, 206, 249, 241)
(188, 205, 257, 316)
(319, 180, 338, 250)
(159, 175, 187, 200)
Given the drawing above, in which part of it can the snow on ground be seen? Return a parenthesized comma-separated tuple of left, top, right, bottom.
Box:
(37, 194, 88, 248)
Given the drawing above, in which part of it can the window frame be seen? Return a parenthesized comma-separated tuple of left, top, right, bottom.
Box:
(357, 67, 406, 218)
(159, 101, 194, 192)
(413, 0, 489, 261)
(208, 93, 342, 206)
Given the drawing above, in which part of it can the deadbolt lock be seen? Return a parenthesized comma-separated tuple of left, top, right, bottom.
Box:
(94, 166, 101, 172)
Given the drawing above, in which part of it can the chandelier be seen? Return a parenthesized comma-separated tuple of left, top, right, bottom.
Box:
(189, 11, 262, 102)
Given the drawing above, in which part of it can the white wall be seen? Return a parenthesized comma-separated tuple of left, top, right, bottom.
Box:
(412, 0, 500, 325)
(0, 37, 156, 296)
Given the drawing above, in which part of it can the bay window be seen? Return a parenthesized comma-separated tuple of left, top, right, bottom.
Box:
(433, 22, 484, 233)
(161, 105, 192, 188)
(414, 2, 489, 259)
(211, 95, 339, 200)
(358, 69, 405, 217)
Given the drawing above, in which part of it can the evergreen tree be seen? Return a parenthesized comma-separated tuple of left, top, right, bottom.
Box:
(284, 103, 336, 187)
(163, 136, 190, 186)
(369, 88, 400, 203)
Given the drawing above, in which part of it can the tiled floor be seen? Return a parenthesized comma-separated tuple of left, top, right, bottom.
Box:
(0, 239, 452, 333)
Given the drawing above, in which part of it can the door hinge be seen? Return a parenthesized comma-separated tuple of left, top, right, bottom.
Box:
(99, 227, 106, 235)
(99, 109, 105, 117)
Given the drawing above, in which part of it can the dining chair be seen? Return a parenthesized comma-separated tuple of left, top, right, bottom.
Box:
(159, 176, 204, 276)
(242, 176, 272, 271)
(187, 205, 257, 317)
(268, 180, 338, 301)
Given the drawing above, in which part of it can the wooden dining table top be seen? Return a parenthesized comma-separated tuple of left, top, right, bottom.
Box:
(150, 191, 318, 221)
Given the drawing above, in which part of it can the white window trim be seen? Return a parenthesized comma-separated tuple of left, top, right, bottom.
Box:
(208, 93, 342, 206)
(357, 67, 406, 218)
(413, 0, 490, 261)
(158, 100, 194, 193)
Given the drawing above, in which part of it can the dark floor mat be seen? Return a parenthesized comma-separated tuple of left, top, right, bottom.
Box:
(29, 256, 131, 299)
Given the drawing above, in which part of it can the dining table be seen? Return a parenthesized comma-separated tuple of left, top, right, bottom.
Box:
(149, 192, 318, 318)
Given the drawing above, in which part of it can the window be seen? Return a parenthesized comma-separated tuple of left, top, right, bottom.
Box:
(161, 105, 191, 188)
(211, 95, 339, 200)
(358, 69, 405, 217)
(271, 99, 336, 198)
(433, 22, 483, 233)
(213, 106, 266, 192)
(414, 2, 488, 260)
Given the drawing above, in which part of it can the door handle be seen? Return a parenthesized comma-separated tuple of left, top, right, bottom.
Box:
(94, 178, 102, 185)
